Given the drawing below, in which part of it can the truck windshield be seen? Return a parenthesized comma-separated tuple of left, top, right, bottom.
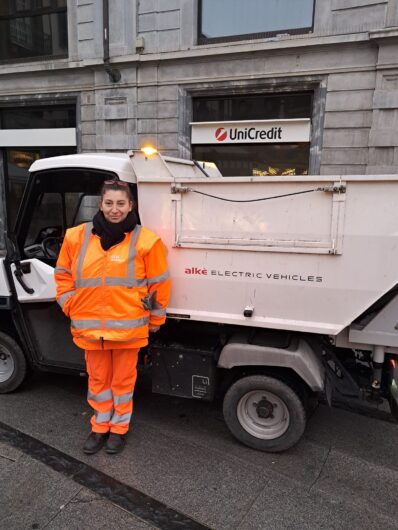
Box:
(15, 167, 123, 263)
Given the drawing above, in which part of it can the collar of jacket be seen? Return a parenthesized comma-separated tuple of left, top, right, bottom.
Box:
(92, 210, 138, 250)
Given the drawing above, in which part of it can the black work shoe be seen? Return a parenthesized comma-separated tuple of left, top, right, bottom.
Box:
(83, 432, 108, 455)
(105, 433, 126, 454)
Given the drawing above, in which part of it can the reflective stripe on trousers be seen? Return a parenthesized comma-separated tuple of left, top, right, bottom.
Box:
(85, 348, 139, 435)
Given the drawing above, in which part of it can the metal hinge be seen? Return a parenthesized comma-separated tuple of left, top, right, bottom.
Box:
(317, 185, 346, 193)
(171, 186, 190, 194)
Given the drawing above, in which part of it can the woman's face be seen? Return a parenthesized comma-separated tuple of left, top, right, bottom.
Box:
(100, 189, 133, 223)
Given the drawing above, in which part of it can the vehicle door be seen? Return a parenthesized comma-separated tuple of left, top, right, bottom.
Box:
(6, 167, 117, 371)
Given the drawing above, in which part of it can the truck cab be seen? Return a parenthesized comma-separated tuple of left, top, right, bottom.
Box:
(1, 154, 133, 384)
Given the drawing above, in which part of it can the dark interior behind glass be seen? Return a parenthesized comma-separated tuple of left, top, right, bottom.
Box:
(0, 1, 68, 61)
(192, 92, 312, 176)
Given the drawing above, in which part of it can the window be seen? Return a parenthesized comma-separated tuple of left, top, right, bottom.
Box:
(192, 143, 310, 177)
(1, 105, 75, 129)
(193, 93, 313, 122)
(0, 102, 77, 228)
(68, 194, 100, 226)
(24, 192, 100, 260)
(25, 192, 63, 246)
(0, 0, 68, 62)
(5, 146, 76, 229)
(198, 0, 314, 44)
(192, 92, 312, 176)
(18, 169, 115, 261)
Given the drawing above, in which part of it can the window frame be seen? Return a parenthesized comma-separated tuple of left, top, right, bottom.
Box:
(0, 1, 68, 64)
(178, 77, 326, 175)
(197, 0, 316, 45)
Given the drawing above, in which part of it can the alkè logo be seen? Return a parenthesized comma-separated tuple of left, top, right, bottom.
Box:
(215, 127, 228, 142)
(185, 267, 208, 275)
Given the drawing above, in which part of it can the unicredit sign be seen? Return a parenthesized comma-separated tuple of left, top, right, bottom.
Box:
(191, 119, 310, 145)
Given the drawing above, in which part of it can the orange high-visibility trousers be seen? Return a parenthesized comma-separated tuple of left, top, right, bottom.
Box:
(84, 348, 139, 435)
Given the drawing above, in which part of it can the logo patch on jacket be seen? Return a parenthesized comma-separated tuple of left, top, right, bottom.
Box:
(110, 255, 125, 263)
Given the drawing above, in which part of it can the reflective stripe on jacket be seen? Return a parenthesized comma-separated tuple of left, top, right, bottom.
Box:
(54, 222, 170, 344)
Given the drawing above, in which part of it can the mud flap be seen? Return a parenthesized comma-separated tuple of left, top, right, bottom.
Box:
(315, 341, 360, 400)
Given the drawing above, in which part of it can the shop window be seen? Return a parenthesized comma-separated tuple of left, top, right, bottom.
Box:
(198, 0, 314, 44)
(0, 0, 68, 62)
(192, 92, 312, 176)
(192, 143, 309, 177)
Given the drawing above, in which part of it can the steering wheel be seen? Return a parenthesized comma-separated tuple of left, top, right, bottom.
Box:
(24, 237, 63, 260)
(41, 236, 63, 259)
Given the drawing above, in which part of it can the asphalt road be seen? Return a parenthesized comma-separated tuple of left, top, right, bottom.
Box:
(0, 370, 397, 530)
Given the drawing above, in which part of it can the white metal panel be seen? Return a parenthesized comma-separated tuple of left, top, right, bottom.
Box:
(135, 159, 398, 338)
(218, 339, 325, 390)
(171, 180, 345, 254)
(11, 259, 56, 302)
(30, 153, 136, 182)
(0, 128, 76, 147)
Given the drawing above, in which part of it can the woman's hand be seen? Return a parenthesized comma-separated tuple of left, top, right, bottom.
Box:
(149, 324, 160, 333)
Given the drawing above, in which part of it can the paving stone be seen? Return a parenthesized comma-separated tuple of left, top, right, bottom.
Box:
(305, 404, 398, 471)
(0, 440, 24, 462)
(0, 454, 81, 530)
(45, 488, 155, 530)
(312, 449, 398, 520)
(237, 474, 398, 530)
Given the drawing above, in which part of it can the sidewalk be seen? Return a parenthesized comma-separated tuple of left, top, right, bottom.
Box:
(0, 421, 208, 530)
(0, 437, 155, 530)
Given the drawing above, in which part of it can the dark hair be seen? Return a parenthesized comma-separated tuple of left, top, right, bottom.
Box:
(100, 179, 134, 202)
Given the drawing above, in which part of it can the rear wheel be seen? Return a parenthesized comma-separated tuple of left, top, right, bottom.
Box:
(0, 332, 27, 393)
(223, 374, 306, 452)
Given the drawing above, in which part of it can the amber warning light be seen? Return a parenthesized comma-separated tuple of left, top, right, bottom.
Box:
(141, 146, 158, 156)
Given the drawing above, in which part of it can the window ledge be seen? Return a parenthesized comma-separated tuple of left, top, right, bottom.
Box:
(0, 57, 103, 76)
(0, 31, 373, 76)
(369, 27, 398, 41)
(112, 31, 372, 65)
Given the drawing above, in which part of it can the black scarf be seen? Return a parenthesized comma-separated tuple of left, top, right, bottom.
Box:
(92, 210, 138, 250)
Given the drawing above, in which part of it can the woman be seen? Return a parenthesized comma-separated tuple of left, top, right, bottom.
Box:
(54, 179, 170, 455)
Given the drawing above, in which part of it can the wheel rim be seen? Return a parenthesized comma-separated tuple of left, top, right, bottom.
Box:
(0, 348, 15, 383)
(237, 390, 290, 440)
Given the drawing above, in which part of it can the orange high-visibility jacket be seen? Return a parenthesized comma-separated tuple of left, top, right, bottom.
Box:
(54, 222, 170, 350)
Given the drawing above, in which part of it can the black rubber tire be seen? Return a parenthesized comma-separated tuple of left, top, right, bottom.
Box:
(0, 332, 27, 393)
(223, 374, 307, 452)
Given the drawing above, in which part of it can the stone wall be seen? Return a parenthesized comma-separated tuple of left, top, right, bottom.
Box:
(1, 0, 398, 174)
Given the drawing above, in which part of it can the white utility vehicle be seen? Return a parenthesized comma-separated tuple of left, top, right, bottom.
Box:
(1, 150, 397, 452)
